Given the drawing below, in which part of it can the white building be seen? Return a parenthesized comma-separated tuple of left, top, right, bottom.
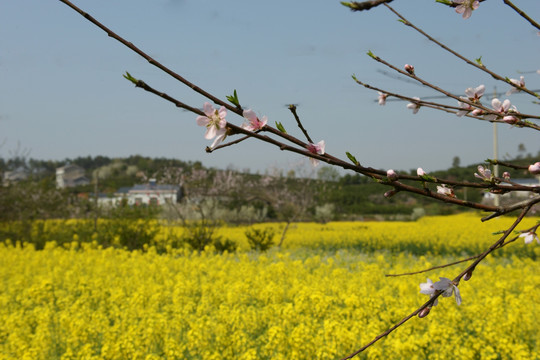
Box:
(56, 164, 90, 188)
(99, 179, 182, 207)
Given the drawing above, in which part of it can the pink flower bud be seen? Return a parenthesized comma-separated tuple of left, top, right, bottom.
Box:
(503, 115, 519, 124)
(418, 307, 430, 318)
(417, 168, 426, 176)
(386, 169, 398, 181)
(471, 109, 484, 116)
(502, 171, 511, 180)
(529, 162, 540, 175)
(404, 64, 415, 75)
(384, 189, 398, 198)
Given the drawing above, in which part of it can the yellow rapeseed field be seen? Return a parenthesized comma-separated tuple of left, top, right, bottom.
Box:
(0, 213, 538, 359)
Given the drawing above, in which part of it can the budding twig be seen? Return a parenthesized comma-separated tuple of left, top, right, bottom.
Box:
(384, 3, 540, 101)
(287, 104, 314, 144)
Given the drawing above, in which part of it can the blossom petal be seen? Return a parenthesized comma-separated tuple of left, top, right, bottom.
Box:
(196, 116, 209, 127)
(203, 102, 214, 117)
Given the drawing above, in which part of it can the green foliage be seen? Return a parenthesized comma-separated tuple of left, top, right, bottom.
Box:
(181, 220, 237, 253)
(98, 201, 161, 250)
(245, 227, 275, 251)
(226, 89, 240, 107)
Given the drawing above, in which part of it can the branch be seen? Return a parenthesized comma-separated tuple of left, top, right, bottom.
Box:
(384, 3, 540, 101)
(362, 52, 540, 129)
(503, 0, 540, 31)
(343, 204, 532, 359)
(58, 0, 244, 117)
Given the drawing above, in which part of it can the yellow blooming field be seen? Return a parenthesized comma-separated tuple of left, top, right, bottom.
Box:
(0, 213, 539, 359)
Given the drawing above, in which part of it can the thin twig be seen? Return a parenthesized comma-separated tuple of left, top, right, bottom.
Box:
(288, 104, 313, 144)
(385, 230, 530, 277)
(503, 0, 540, 31)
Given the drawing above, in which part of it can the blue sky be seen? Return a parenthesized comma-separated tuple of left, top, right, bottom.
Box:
(1, 0, 539, 174)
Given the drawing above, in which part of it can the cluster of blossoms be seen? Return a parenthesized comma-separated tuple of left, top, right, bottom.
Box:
(197, 103, 327, 168)
(196, 103, 268, 149)
(419, 277, 462, 317)
(455, 83, 521, 124)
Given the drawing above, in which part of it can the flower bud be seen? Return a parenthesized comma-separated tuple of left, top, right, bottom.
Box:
(471, 109, 484, 116)
(384, 189, 398, 198)
(463, 270, 473, 281)
(386, 169, 398, 181)
(418, 307, 430, 318)
(502, 171, 511, 180)
(417, 167, 426, 176)
(529, 162, 540, 175)
(404, 64, 415, 75)
(503, 115, 518, 124)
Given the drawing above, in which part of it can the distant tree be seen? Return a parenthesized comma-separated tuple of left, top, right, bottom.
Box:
(317, 166, 340, 182)
(452, 156, 461, 168)
(517, 143, 526, 159)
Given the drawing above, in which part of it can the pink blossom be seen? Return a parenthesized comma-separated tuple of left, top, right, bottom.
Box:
(378, 92, 388, 106)
(417, 168, 426, 177)
(492, 98, 512, 113)
(465, 84, 485, 103)
(419, 277, 462, 306)
(502, 172, 511, 180)
(242, 109, 268, 131)
(437, 184, 455, 198)
(404, 64, 415, 75)
(485, 98, 517, 121)
(307, 140, 325, 167)
(387, 169, 398, 181)
(474, 165, 492, 181)
(506, 76, 525, 95)
(210, 128, 227, 149)
(519, 231, 539, 245)
(433, 277, 462, 305)
(196, 102, 227, 140)
(407, 97, 421, 114)
(419, 278, 439, 307)
(529, 162, 540, 175)
(456, 97, 473, 117)
(454, 0, 480, 19)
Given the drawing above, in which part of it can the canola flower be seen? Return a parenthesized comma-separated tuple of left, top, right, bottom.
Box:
(0, 214, 538, 359)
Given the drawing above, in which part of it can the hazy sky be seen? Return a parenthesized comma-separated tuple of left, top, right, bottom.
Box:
(1, 0, 539, 174)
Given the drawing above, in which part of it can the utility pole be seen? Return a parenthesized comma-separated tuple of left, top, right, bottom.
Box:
(492, 87, 500, 207)
(94, 169, 99, 232)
